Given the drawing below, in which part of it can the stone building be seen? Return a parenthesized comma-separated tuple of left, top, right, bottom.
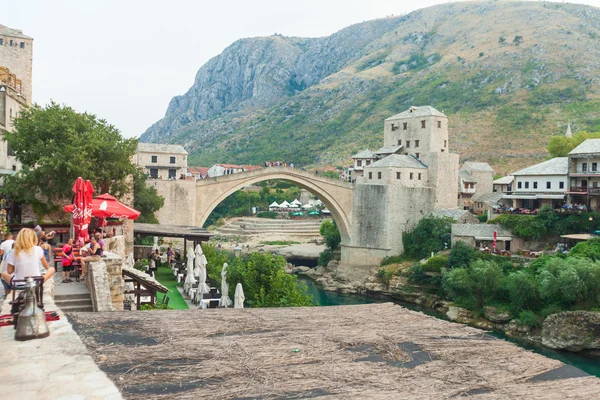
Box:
(0, 24, 33, 177)
(343, 106, 460, 262)
(347, 150, 376, 182)
(135, 143, 188, 179)
(493, 175, 514, 194)
(457, 162, 494, 210)
(207, 163, 261, 178)
(567, 139, 600, 210)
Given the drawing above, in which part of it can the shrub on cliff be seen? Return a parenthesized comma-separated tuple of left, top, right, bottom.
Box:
(402, 217, 452, 260)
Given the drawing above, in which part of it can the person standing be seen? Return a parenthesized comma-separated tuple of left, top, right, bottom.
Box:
(40, 237, 52, 264)
(1, 228, 55, 288)
(61, 238, 74, 283)
(0, 232, 15, 260)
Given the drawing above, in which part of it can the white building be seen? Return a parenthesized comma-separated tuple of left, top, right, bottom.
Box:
(135, 143, 188, 179)
(504, 157, 568, 210)
(348, 150, 377, 182)
(567, 138, 600, 210)
(207, 164, 261, 178)
(493, 176, 514, 193)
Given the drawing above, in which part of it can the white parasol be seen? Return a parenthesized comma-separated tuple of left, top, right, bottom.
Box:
(234, 283, 245, 309)
(195, 244, 210, 302)
(194, 244, 207, 276)
(126, 253, 135, 268)
(184, 247, 196, 294)
(152, 236, 159, 251)
(219, 263, 233, 307)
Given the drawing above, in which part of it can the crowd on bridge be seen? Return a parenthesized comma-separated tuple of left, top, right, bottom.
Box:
(264, 161, 294, 168)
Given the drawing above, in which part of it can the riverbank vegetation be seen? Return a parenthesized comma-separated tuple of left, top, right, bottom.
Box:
(317, 220, 341, 266)
(492, 206, 600, 240)
(407, 240, 600, 327)
(202, 243, 313, 307)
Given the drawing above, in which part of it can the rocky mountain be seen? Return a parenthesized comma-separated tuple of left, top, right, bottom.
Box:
(141, 1, 600, 175)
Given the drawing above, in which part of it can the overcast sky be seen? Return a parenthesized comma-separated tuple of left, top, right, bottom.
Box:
(3, 0, 600, 138)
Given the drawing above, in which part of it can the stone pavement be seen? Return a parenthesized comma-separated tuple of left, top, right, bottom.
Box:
(0, 278, 122, 400)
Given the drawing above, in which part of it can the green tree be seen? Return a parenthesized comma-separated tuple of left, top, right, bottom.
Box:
(402, 217, 452, 259)
(2, 102, 138, 216)
(226, 252, 313, 307)
(133, 170, 164, 224)
(447, 241, 475, 269)
(319, 220, 341, 249)
(442, 260, 503, 309)
(547, 131, 600, 157)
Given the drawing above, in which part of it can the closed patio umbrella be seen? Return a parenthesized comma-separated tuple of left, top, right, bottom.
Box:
(219, 263, 232, 307)
(184, 247, 196, 294)
(152, 236, 159, 251)
(66, 177, 94, 247)
(234, 283, 245, 309)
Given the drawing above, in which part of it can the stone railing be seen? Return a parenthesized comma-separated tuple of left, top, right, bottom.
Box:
(87, 254, 125, 311)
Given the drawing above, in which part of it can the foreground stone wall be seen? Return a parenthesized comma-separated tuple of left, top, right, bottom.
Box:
(87, 254, 124, 311)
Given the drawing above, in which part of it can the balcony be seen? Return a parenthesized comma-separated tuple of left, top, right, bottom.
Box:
(568, 186, 588, 193)
(570, 169, 600, 177)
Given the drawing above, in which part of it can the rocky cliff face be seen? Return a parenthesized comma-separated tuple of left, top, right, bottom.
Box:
(141, 1, 600, 173)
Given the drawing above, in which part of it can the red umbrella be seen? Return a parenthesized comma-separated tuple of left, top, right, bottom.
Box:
(65, 193, 140, 220)
(69, 178, 94, 246)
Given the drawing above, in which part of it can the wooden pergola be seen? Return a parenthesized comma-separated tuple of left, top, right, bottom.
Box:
(133, 223, 213, 255)
(122, 267, 169, 309)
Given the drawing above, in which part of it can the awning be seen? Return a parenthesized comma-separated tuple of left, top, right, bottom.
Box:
(503, 194, 565, 200)
(535, 194, 566, 199)
(560, 234, 593, 241)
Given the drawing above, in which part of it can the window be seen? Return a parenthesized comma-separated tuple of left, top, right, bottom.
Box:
(593, 163, 598, 172)
(170, 156, 176, 164)
(397, 140, 402, 146)
(582, 163, 588, 172)
(403, 122, 407, 130)
(444, 140, 447, 148)
(12, 165, 16, 171)
(9, 39, 13, 46)
(525, 182, 529, 189)
(559, 181, 565, 189)
(168, 169, 177, 179)
(396, 172, 401, 179)
(368, 172, 372, 179)
(151, 155, 157, 163)
(377, 172, 382, 179)
(418, 173, 422, 180)
(406, 141, 410, 148)
(421, 120, 426, 129)
(594, 182, 598, 188)
(508, 185, 512, 192)
(0, 39, 3, 45)
(366, 160, 371, 165)
(518, 182, 522, 189)
(7, 141, 14, 156)
(357, 160, 362, 167)
(410, 173, 414, 180)
(149, 168, 158, 178)
(546, 181, 551, 189)
(415, 140, 420, 148)
(415, 153, 420, 159)
(20, 42, 25, 49)
(533, 182, 538, 189)
(437, 121, 442, 128)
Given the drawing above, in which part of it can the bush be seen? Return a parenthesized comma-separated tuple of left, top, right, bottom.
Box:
(408, 264, 429, 284)
(318, 248, 333, 267)
(381, 255, 408, 266)
(256, 211, 278, 219)
(319, 220, 341, 250)
(518, 310, 541, 328)
(477, 214, 488, 223)
(377, 269, 393, 289)
(570, 238, 600, 261)
(447, 241, 475, 269)
(422, 255, 448, 272)
(506, 271, 540, 312)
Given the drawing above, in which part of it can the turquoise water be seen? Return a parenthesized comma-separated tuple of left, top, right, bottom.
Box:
(297, 276, 600, 378)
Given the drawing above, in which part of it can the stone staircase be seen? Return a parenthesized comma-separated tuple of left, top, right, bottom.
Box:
(54, 292, 94, 312)
(217, 217, 330, 236)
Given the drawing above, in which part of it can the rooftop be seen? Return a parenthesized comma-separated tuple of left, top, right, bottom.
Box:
(459, 170, 478, 183)
(473, 191, 505, 206)
(351, 150, 376, 159)
(462, 161, 494, 173)
(430, 208, 472, 221)
(133, 223, 212, 241)
(188, 166, 210, 174)
(69, 303, 600, 398)
(569, 139, 600, 156)
(0, 24, 32, 40)
(511, 157, 568, 176)
(137, 143, 188, 155)
(452, 223, 512, 238)
(494, 175, 515, 185)
(374, 144, 403, 155)
(367, 154, 426, 169)
(385, 106, 446, 120)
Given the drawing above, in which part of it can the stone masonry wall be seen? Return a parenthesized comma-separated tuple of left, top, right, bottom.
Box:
(87, 254, 125, 311)
(148, 179, 197, 226)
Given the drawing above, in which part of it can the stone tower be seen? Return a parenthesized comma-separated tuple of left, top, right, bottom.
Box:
(0, 24, 33, 103)
(341, 106, 460, 266)
(383, 106, 459, 209)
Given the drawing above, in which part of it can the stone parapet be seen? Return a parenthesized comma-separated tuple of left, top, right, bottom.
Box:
(87, 254, 125, 311)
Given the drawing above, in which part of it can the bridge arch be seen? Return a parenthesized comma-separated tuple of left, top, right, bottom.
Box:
(195, 168, 354, 244)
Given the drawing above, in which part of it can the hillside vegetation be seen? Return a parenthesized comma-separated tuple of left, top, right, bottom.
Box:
(141, 1, 600, 175)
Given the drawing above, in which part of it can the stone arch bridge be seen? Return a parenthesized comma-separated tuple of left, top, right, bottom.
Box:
(195, 167, 354, 242)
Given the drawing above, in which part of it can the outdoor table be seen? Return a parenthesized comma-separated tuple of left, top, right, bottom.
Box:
(199, 298, 220, 309)
(160, 255, 167, 263)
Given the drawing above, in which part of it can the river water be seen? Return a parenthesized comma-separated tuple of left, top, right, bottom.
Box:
(297, 275, 600, 378)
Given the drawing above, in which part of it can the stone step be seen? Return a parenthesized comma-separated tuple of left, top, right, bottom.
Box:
(61, 306, 94, 313)
(55, 293, 91, 301)
(55, 299, 93, 308)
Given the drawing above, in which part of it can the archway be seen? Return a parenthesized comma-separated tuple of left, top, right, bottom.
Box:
(195, 168, 353, 244)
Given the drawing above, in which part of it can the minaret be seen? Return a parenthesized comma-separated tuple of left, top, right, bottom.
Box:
(566, 123, 572, 138)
